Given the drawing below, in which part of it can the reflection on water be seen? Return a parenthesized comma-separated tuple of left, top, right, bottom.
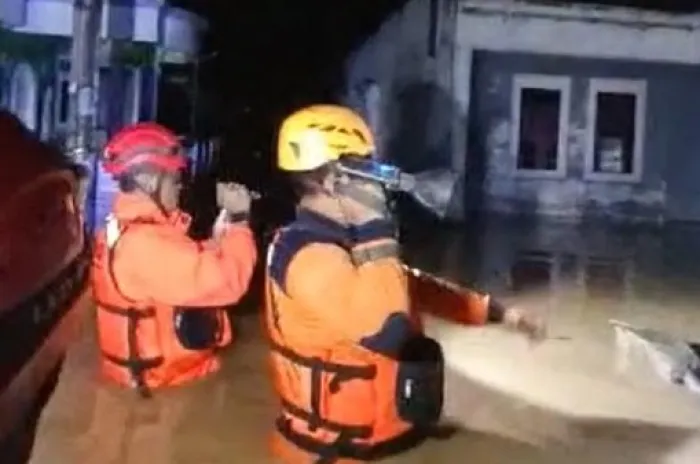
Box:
(32, 216, 700, 463)
(584, 257, 629, 299)
(507, 252, 630, 299)
(509, 251, 553, 292)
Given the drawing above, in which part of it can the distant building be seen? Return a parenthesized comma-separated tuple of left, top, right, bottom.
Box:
(344, 0, 700, 223)
(0, 0, 206, 146)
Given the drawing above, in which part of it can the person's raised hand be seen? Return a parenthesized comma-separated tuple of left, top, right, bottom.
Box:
(216, 182, 252, 216)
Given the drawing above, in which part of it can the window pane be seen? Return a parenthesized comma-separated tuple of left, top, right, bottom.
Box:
(139, 68, 154, 122)
(584, 257, 627, 298)
(509, 251, 553, 292)
(517, 88, 561, 171)
(593, 92, 636, 174)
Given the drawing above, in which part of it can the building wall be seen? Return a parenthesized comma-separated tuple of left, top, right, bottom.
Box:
(345, 0, 700, 223)
(1, 0, 205, 61)
(343, 0, 457, 172)
(468, 51, 700, 222)
(0, 56, 155, 143)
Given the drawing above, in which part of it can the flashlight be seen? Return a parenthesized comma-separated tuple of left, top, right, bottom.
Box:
(336, 157, 416, 192)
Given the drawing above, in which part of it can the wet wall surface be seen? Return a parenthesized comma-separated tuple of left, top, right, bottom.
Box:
(31, 217, 700, 463)
(468, 51, 700, 222)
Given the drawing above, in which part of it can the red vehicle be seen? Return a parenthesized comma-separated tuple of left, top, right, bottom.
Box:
(0, 111, 90, 462)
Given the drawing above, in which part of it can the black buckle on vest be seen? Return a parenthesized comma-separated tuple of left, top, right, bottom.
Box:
(98, 304, 160, 398)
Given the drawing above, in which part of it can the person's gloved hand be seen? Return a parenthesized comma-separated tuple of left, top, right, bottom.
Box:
(336, 177, 390, 226)
(216, 182, 252, 217)
(504, 307, 547, 342)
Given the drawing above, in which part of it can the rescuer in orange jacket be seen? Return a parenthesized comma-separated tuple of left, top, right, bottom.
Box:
(0, 110, 90, 463)
(264, 104, 545, 463)
(91, 122, 257, 396)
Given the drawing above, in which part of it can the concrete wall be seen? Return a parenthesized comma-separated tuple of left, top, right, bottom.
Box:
(344, 0, 700, 223)
(343, 0, 458, 172)
(468, 51, 700, 222)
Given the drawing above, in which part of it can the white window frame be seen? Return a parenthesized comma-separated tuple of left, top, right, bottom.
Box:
(584, 78, 646, 183)
(510, 74, 571, 179)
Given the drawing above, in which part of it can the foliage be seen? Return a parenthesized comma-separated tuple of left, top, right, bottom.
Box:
(112, 41, 155, 67)
(0, 25, 155, 71)
(0, 24, 67, 71)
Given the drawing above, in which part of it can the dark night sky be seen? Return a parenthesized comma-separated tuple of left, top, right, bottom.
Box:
(171, 0, 406, 114)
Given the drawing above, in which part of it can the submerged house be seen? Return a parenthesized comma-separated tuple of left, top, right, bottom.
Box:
(344, 0, 700, 223)
(0, 0, 206, 146)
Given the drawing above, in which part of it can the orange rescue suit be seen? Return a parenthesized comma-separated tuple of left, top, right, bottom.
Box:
(264, 210, 484, 463)
(91, 193, 257, 392)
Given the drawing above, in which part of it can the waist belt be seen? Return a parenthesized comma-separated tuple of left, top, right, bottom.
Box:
(270, 340, 428, 462)
(275, 414, 429, 463)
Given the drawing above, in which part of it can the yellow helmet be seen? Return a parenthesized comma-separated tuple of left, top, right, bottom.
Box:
(277, 104, 375, 172)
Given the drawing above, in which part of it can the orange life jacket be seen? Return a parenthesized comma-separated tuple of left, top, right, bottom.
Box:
(92, 214, 232, 395)
(264, 212, 444, 463)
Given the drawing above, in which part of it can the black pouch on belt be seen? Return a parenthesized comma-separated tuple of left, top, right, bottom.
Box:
(395, 335, 445, 426)
(173, 308, 221, 351)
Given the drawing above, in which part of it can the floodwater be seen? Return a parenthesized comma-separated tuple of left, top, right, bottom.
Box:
(31, 216, 700, 463)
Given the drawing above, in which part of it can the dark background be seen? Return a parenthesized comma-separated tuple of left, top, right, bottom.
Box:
(166, 0, 411, 232)
(168, 0, 405, 147)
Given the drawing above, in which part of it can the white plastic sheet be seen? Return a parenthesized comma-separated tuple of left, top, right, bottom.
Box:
(610, 319, 700, 395)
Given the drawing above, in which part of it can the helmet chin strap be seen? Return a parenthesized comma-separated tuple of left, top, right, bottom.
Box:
(135, 174, 170, 218)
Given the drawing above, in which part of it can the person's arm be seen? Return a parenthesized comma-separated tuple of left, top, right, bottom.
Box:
(407, 269, 493, 326)
(115, 223, 257, 307)
(407, 267, 529, 326)
(406, 269, 545, 339)
(285, 240, 413, 354)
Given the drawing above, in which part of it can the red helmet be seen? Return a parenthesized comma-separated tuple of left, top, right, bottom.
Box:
(102, 122, 187, 176)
